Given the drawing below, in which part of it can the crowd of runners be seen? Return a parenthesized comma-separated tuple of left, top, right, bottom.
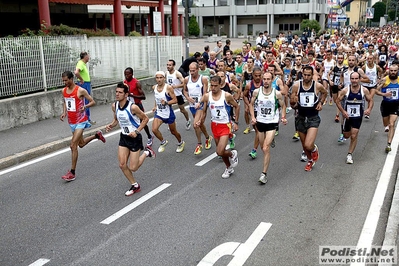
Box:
(61, 25, 399, 196)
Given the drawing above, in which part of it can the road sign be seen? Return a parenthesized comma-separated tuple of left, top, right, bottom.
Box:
(366, 7, 374, 19)
(153, 11, 162, 33)
(337, 15, 347, 22)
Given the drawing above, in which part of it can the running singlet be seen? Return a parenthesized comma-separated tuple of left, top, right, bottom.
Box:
(322, 59, 335, 80)
(166, 71, 183, 96)
(208, 59, 218, 70)
(271, 77, 280, 91)
(256, 87, 280, 124)
(187, 75, 204, 107)
(297, 80, 319, 117)
(209, 90, 231, 124)
(343, 67, 359, 87)
(381, 78, 399, 102)
(63, 85, 87, 124)
(116, 100, 141, 135)
(363, 64, 377, 88)
(283, 67, 291, 85)
(235, 63, 244, 82)
(345, 86, 365, 118)
(225, 60, 236, 74)
(331, 65, 345, 86)
(154, 84, 174, 119)
(125, 78, 142, 104)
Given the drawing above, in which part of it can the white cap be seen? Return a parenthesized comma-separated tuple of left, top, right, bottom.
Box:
(288, 44, 294, 48)
(155, 71, 165, 77)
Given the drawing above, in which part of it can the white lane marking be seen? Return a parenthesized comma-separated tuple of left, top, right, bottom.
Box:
(28, 258, 50, 266)
(198, 222, 272, 266)
(195, 152, 218, 166)
(351, 125, 399, 266)
(100, 183, 171, 225)
(0, 128, 121, 177)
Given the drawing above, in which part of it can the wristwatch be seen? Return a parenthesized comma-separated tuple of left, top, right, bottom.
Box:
(135, 130, 140, 134)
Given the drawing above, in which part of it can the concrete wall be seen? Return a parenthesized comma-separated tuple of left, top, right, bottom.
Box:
(0, 77, 155, 132)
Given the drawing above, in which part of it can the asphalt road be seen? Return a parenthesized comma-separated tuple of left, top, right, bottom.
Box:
(0, 96, 397, 266)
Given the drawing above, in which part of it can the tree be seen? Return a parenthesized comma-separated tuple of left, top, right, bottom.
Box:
(300, 19, 321, 34)
(188, 15, 200, 36)
(372, 2, 386, 22)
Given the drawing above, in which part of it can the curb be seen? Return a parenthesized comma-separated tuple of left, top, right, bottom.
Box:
(0, 104, 182, 172)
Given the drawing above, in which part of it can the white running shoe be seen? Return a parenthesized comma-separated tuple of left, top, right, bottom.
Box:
(258, 173, 268, 184)
(346, 153, 353, 164)
(300, 151, 307, 162)
(229, 150, 239, 168)
(222, 167, 234, 178)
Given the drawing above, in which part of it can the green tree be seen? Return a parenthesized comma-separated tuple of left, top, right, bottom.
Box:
(372, 2, 386, 22)
(188, 15, 200, 36)
(300, 19, 321, 34)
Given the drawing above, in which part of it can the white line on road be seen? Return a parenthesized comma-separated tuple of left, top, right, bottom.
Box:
(351, 125, 399, 266)
(28, 258, 50, 266)
(100, 183, 171, 225)
(195, 152, 218, 166)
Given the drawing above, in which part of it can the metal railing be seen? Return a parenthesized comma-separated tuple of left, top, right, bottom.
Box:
(0, 35, 183, 97)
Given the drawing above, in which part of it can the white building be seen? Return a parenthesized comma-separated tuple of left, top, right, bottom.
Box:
(190, 0, 328, 37)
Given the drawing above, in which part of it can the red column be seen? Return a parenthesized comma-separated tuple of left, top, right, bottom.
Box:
(159, 0, 165, 35)
(113, 0, 125, 36)
(179, 14, 184, 37)
(172, 0, 178, 36)
(38, 0, 51, 28)
(110, 13, 115, 32)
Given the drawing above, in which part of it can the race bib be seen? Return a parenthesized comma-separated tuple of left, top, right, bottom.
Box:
(346, 104, 361, 117)
(65, 97, 76, 112)
(299, 92, 315, 107)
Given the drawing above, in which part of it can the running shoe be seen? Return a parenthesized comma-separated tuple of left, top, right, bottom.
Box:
(300, 151, 307, 162)
(176, 141, 185, 153)
(205, 136, 213, 150)
(329, 99, 333, 105)
(158, 140, 169, 152)
(258, 173, 268, 184)
(346, 153, 353, 164)
(96, 131, 106, 143)
(365, 114, 370, 119)
(293, 132, 300, 140)
(243, 126, 251, 134)
(311, 144, 319, 163)
(334, 115, 339, 123)
(194, 144, 203, 155)
(145, 146, 156, 158)
(338, 134, 344, 143)
(304, 161, 315, 172)
(89, 120, 96, 125)
(186, 119, 191, 130)
(271, 138, 275, 148)
(229, 134, 236, 149)
(286, 107, 292, 114)
(385, 126, 389, 132)
(125, 184, 141, 196)
(62, 170, 75, 181)
(386, 144, 392, 153)
(222, 167, 234, 178)
(249, 149, 257, 159)
(147, 135, 154, 146)
(275, 130, 279, 136)
(229, 150, 239, 168)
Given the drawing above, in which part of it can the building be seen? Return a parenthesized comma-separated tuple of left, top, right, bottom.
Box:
(343, 0, 370, 27)
(190, 0, 328, 38)
(0, 0, 184, 37)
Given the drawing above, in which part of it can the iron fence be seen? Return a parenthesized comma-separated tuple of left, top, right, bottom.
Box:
(0, 35, 183, 97)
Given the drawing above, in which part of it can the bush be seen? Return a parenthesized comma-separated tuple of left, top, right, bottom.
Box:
(188, 15, 200, 36)
(300, 19, 321, 34)
(233, 48, 242, 55)
(128, 31, 142, 37)
(19, 24, 118, 37)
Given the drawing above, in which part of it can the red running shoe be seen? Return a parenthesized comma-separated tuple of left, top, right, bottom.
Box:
(96, 131, 106, 143)
(311, 144, 319, 163)
(62, 170, 75, 181)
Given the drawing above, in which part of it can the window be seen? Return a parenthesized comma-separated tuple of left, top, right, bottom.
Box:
(346, 4, 350, 11)
(286, 0, 295, 3)
(279, 24, 300, 31)
(345, 18, 350, 26)
(299, 0, 309, 3)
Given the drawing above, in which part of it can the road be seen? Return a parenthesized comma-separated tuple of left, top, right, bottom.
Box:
(0, 96, 397, 266)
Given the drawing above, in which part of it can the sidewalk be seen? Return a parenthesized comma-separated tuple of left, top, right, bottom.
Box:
(0, 88, 159, 171)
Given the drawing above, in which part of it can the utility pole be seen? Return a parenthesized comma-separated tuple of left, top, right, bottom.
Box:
(184, 0, 189, 59)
